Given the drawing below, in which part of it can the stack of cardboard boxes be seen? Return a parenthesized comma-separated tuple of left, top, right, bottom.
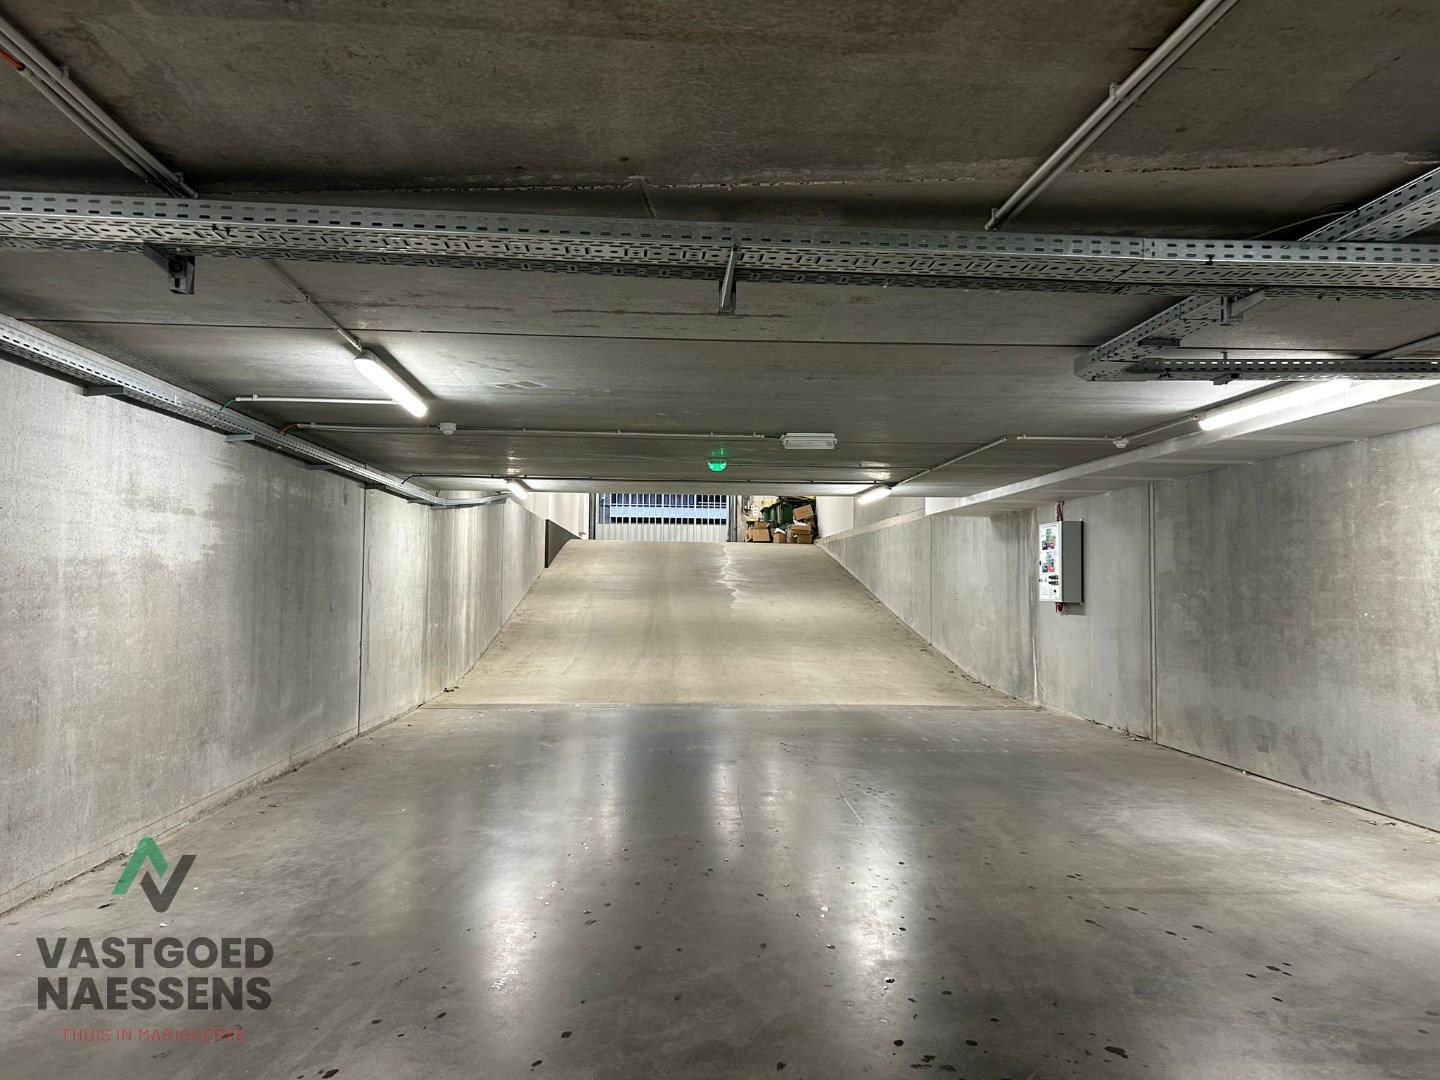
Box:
(745, 500, 816, 543)
(785, 502, 815, 544)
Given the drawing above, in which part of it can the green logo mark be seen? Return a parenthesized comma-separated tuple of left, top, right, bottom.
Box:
(112, 838, 194, 912)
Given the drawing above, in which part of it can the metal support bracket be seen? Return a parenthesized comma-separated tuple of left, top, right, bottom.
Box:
(1218, 291, 1267, 325)
(718, 244, 738, 315)
(141, 244, 195, 295)
(84, 384, 124, 396)
(1078, 167, 1440, 380)
(224, 432, 256, 442)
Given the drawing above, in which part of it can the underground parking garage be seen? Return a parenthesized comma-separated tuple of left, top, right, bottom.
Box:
(2, 1, 1440, 1077)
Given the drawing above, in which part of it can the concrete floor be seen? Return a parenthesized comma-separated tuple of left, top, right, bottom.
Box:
(447, 542, 1013, 707)
(5, 542, 1439, 1078)
(4, 704, 1439, 1079)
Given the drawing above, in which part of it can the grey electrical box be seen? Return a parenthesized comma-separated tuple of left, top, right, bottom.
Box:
(1037, 520, 1083, 603)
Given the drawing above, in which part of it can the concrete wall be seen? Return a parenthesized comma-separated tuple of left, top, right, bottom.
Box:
(0, 362, 548, 909)
(853, 494, 925, 528)
(825, 514, 933, 638)
(1151, 423, 1440, 827)
(929, 510, 1036, 700)
(821, 422, 1440, 829)
(360, 493, 429, 730)
(814, 496, 854, 537)
(1033, 486, 1154, 737)
(825, 509, 1035, 700)
(537, 492, 589, 538)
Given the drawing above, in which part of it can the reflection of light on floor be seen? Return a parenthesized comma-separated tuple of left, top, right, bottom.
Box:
(466, 715, 629, 1003)
(706, 725, 747, 850)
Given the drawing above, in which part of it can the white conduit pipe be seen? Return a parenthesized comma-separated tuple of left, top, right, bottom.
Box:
(293, 424, 776, 439)
(985, 0, 1243, 230)
(892, 434, 1116, 491)
(0, 15, 194, 197)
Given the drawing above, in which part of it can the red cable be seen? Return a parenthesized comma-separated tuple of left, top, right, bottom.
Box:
(0, 48, 25, 71)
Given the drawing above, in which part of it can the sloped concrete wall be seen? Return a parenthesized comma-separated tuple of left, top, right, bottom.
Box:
(421, 498, 544, 698)
(0, 362, 549, 909)
(823, 510, 1034, 701)
(929, 510, 1037, 701)
(827, 512, 933, 638)
(821, 421, 1440, 829)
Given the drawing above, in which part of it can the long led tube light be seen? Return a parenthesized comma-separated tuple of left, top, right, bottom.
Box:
(1198, 380, 1355, 432)
(353, 351, 427, 417)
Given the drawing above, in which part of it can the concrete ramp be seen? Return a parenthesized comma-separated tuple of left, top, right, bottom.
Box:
(435, 541, 1021, 706)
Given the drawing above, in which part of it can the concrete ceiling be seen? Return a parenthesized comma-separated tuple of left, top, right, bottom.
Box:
(2, 0, 1439, 494)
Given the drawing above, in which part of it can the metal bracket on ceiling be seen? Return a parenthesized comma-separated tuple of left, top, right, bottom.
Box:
(718, 244, 738, 315)
(84, 384, 124, 396)
(1218, 291, 1268, 325)
(141, 244, 195, 295)
(1094, 357, 1440, 381)
(224, 432, 256, 442)
(1077, 167, 1440, 381)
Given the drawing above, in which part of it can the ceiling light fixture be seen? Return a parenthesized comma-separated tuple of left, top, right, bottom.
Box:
(504, 478, 530, 500)
(1197, 379, 1355, 432)
(856, 484, 892, 505)
(781, 432, 838, 450)
(353, 351, 427, 417)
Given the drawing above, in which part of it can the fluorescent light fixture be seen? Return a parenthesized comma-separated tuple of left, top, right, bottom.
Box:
(353, 351, 427, 417)
(782, 432, 839, 450)
(504, 478, 530, 500)
(856, 484, 892, 505)
(1198, 380, 1354, 432)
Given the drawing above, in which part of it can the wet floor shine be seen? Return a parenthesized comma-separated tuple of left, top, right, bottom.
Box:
(4, 704, 1439, 1079)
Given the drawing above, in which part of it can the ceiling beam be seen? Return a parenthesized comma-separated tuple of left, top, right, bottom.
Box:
(7, 192, 1440, 300)
(1078, 167, 1440, 381)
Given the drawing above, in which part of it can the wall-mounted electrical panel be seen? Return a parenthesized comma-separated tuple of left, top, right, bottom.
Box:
(1037, 520, 1083, 603)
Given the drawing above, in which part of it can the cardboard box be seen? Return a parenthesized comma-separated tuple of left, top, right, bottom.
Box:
(792, 503, 815, 523)
(789, 522, 814, 545)
(747, 523, 772, 543)
(773, 528, 789, 544)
